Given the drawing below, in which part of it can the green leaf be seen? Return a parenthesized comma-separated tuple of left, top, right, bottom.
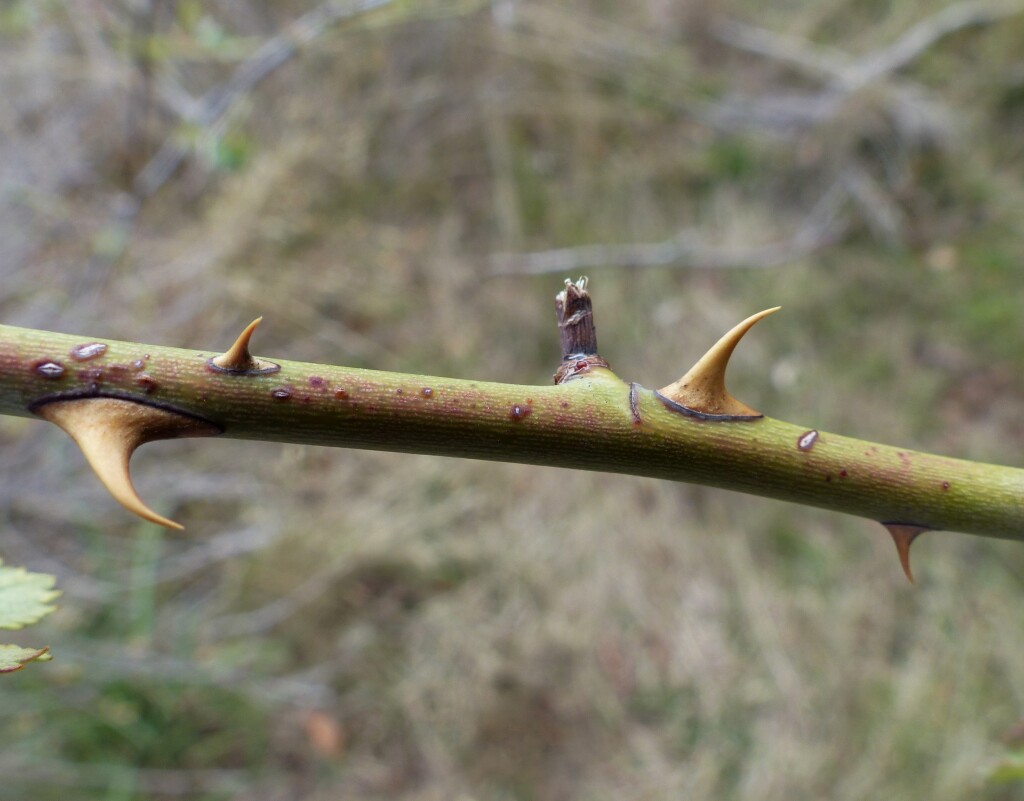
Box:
(0, 560, 60, 675)
(0, 644, 52, 674)
(0, 558, 60, 630)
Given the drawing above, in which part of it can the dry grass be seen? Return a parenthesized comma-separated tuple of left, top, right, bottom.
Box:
(2, 1, 1024, 799)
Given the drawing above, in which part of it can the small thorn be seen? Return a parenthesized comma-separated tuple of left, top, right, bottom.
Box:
(658, 307, 780, 419)
(211, 317, 263, 372)
(35, 398, 221, 530)
(883, 523, 929, 584)
(208, 318, 279, 375)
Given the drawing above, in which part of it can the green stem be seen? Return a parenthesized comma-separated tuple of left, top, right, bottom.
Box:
(1, 322, 1022, 541)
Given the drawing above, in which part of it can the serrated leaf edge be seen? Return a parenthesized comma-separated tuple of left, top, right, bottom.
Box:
(0, 644, 52, 673)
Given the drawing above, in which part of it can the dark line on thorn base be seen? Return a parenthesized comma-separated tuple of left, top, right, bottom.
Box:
(629, 383, 641, 424)
(28, 389, 224, 432)
(206, 357, 280, 376)
(655, 391, 763, 422)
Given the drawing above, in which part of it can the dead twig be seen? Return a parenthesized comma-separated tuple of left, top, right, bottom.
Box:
(489, 181, 850, 275)
(707, 0, 1024, 135)
(133, 0, 394, 199)
(714, 0, 1024, 91)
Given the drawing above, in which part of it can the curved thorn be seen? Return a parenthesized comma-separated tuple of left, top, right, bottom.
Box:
(35, 398, 221, 530)
(658, 307, 780, 418)
(212, 317, 263, 372)
(883, 523, 929, 584)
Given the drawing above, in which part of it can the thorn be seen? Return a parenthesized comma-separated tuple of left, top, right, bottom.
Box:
(883, 523, 929, 584)
(208, 318, 279, 375)
(658, 307, 780, 419)
(35, 398, 221, 530)
(211, 317, 262, 372)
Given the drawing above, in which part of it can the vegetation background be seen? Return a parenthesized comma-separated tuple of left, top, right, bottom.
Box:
(2, 0, 1024, 798)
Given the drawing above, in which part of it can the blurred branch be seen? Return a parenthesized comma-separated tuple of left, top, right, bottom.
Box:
(512, 0, 1024, 272)
(840, 168, 907, 246)
(834, 0, 1024, 91)
(710, 19, 850, 81)
(489, 181, 850, 275)
(714, 0, 1024, 91)
(205, 548, 353, 638)
(708, 0, 1024, 136)
(54, 640, 337, 705)
(0, 756, 247, 796)
(154, 524, 279, 584)
(133, 0, 394, 199)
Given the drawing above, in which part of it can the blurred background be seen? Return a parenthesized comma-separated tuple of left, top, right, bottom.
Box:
(2, 0, 1024, 798)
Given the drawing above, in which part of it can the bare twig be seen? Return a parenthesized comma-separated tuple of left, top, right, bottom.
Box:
(840, 168, 907, 246)
(53, 640, 337, 705)
(714, 0, 1024, 91)
(489, 181, 850, 275)
(835, 0, 1024, 91)
(133, 0, 394, 199)
(0, 756, 247, 796)
(204, 548, 353, 638)
(154, 524, 280, 583)
(709, 18, 850, 81)
(707, 0, 1024, 135)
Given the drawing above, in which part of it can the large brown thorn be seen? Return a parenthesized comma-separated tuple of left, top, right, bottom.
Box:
(35, 398, 221, 529)
(658, 307, 780, 419)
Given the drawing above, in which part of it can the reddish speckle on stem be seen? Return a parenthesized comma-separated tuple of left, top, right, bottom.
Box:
(309, 376, 327, 389)
(272, 387, 292, 400)
(840, 469, 848, 478)
(32, 359, 65, 379)
(70, 342, 107, 362)
(509, 403, 532, 421)
(560, 401, 569, 409)
(334, 389, 350, 400)
(797, 430, 819, 451)
(77, 367, 104, 383)
(395, 388, 404, 395)
(135, 374, 158, 393)
(421, 387, 433, 398)
(553, 355, 611, 384)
